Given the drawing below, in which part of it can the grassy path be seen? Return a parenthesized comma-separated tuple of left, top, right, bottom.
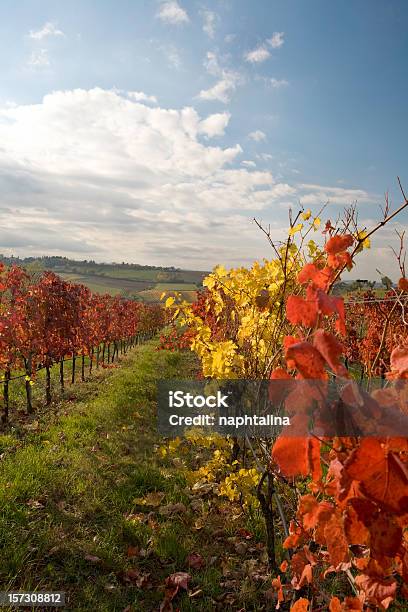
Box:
(0, 343, 206, 611)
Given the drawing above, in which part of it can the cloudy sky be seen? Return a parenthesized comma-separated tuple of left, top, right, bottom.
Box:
(0, 0, 407, 277)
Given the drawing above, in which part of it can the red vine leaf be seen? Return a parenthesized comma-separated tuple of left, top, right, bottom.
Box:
(329, 596, 363, 611)
(325, 234, 354, 255)
(313, 330, 348, 376)
(272, 436, 321, 481)
(297, 263, 333, 290)
(286, 295, 318, 328)
(272, 436, 310, 477)
(290, 550, 313, 589)
(344, 498, 376, 545)
(354, 573, 397, 610)
(344, 438, 408, 514)
(271, 575, 284, 608)
(285, 341, 327, 379)
(297, 495, 320, 530)
(324, 512, 349, 567)
(370, 514, 402, 558)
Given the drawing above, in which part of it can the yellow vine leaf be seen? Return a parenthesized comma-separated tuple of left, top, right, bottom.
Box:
(358, 230, 371, 249)
(289, 223, 303, 236)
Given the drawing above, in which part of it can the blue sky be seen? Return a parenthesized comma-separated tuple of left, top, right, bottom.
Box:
(0, 0, 407, 277)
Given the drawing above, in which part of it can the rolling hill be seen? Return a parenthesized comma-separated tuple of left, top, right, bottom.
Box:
(0, 255, 208, 302)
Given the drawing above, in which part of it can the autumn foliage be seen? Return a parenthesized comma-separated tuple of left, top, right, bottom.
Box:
(0, 264, 165, 418)
(163, 199, 408, 609)
(268, 231, 408, 610)
(345, 289, 408, 378)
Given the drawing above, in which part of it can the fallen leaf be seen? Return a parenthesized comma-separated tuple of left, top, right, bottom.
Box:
(235, 541, 249, 555)
(122, 568, 151, 588)
(193, 516, 206, 530)
(187, 552, 205, 570)
(124, 512, 145, 524)
(133, 491, 165, 507)
(126, 545, 139, 558)
(191, 480, 213, 495)
(160, 571, 191, 612)
(84, 554, 101, 564)
(237, 528, 253, 540)
(159, 502, 187, 516)
(27, 499, 45, 510)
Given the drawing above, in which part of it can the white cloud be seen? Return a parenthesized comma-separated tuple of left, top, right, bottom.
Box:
(248, 130, 266, 142)
(198, 112, 231, 137)
(156, 1, 189, 25)
(156, 43, 183, 69)
(244, 45, 270, 64)
(268, 32, 285, 48)
(298, 183, 371, 206)
(27, 48, 50, 68)
(197, 77, 238, 104)
(267, 78, 289, 89)
(201, 9, 218, 38)
(0, 88, 378, 270)
(244, 32, 285, 64)
(257, 153, 273, 161)
(0, 88, 301, 267)
(167, 45, 182, 69)
(128, 91, 158, 104)
(224, 33, 236, 44)
(197, 52, 241, 103)
(204, 51, 221, 76)
(152, 40, 183, 69)
(29, 21, 65, 40)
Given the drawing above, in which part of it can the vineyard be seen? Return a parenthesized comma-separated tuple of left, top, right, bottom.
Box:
(0, 265, 165, 421)
(1, 194, 408, 611)
(157, 189, 408, 611)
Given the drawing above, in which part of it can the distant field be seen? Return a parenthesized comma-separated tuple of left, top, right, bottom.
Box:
(155, 282, 198, 291)
(55, 273, 200, 302)
(53, 265, 206, 284)
(0, 256, 208, 302)
(344, 287, 387, 299)
(59, 272, 153, 291)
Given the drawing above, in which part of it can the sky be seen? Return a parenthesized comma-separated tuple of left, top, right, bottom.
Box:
(0, 0, 407, 278)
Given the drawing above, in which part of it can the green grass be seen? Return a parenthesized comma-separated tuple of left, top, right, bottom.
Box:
(0, 343, 247, 611)
(0, 342, 282, 611)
